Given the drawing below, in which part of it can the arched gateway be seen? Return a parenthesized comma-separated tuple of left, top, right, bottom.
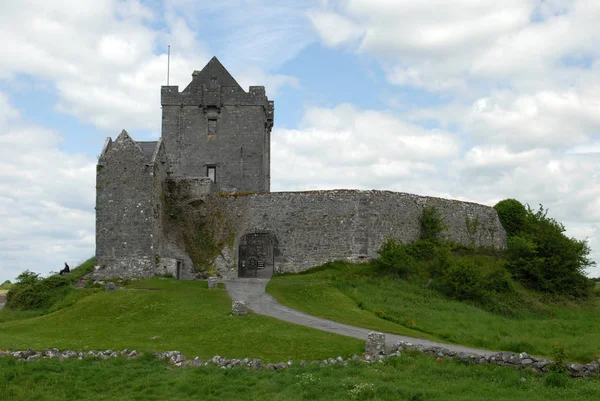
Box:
(238, 233, 276, 278)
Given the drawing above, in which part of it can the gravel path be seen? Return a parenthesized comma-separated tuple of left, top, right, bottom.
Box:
(225, 278, 495, 356)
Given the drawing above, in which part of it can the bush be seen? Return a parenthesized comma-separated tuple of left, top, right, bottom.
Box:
(6, 258, 95, 311)
(0, 280, 12, 290)
(433, 258, 487, 302)
(6, 274, 73, 311)
(505, 205, 594, 297)
(373, 238, 415, 277)
(405, 239, 439, 261)
(494, 198, 528, 237)
(420, 206, 447, 241)
(432, 258, 515, 304)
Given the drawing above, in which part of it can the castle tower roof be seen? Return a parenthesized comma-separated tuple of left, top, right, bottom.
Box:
(182, 56, 243, 93)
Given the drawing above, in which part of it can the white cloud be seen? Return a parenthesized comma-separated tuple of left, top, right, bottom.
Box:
(307, 10, 363, 47)
(464, 88, 600, 150)
(0, 92, 96, 282)
(309, 0, 600, 95)
(272, 104, 459, 191)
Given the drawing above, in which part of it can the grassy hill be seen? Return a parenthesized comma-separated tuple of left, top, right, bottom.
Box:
(268, 261, 600, 362)
(0, 276, 364, 361)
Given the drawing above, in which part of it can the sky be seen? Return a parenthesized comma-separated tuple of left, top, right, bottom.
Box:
(1, 0, 599, 282)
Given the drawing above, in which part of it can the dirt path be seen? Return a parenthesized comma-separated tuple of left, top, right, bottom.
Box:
(225, 278, 495, 356)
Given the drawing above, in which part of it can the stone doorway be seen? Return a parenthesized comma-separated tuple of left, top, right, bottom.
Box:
(238, 233, 274, 278)
(176, 260, 182, 280)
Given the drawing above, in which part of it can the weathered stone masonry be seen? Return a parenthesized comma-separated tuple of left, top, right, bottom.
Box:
(161, 57, 273, 193)
(95, 57, 507, 280)
(210, 190, 506, 276)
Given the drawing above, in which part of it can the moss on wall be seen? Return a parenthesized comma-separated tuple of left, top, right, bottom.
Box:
(164, 188, 235, 274)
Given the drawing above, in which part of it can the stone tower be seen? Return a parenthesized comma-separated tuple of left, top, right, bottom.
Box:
(160, 57, 274, 192)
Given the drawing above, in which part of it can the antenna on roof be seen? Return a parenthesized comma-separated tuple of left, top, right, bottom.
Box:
(167, 45, 171, 86)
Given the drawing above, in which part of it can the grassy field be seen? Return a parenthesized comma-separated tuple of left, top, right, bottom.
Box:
(267, 262, 600, 362)
(2, 350, 598, 401)
(0, 277, 363, 362)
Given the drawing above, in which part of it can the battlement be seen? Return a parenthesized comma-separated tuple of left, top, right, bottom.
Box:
(161, 85, 271, 107)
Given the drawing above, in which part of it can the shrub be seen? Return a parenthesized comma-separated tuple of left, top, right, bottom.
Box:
(420, 206, 447, 241)
(405, 239, 439, 261)
(373, 238, 415, 277)
(433, 258, 487, 302)
(432, 257, 514, 304)
(6, 259, 95, 311)
(494, 198, 527, 237)
(505, 205, 594, 297)
(7, 274, 73, 311)
(0, 280, 12, 290)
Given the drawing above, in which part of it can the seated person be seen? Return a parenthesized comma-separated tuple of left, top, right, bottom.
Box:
(59, 262, 70, 275)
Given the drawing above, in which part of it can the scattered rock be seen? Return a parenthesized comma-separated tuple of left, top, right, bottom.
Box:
(208, 277, 218, 289)
(105, 282, 117, 291)
(232, 300, 248, 316)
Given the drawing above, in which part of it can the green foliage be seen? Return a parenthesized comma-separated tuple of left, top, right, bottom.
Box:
(374, 236, 514, 309)
(6, 274, 73, 311)
(544, 371, 572, 389)
(465, 215, 480, 244)
(0, 280, 12, 290)
(15, 270, 40, 285)
(432, 256, 514, 306)
(506, 205, 594, 297)
(373, 238, 415, 277)
(165, 195, 235, 273)
(5, 258, 96, 312)
(550, 344, 568, 374)
(494, 198, 528, 237)
(433, 258, 487, 302)
(420, 206, 447, 241)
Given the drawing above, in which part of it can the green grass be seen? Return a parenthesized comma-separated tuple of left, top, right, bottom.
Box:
(0, 277, 363, 362)
(1, 350, 598, 400)
(267, 262, 600, 362)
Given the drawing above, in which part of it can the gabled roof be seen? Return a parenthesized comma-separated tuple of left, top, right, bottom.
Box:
(183, 56, 243, 93)
(136, 141, 159, 161)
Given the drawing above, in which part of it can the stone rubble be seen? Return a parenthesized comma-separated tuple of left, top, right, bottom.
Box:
(1, 332, 598, 378)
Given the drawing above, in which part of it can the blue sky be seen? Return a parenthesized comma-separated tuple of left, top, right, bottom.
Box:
(1, 0, 600, 282)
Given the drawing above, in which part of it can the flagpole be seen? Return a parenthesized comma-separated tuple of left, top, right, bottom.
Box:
(167, 45, 171, 86)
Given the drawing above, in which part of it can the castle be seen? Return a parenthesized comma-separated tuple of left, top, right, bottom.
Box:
(95, 57, 507, 280)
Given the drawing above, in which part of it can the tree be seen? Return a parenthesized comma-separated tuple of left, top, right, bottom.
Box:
(505, 204, 594, 297)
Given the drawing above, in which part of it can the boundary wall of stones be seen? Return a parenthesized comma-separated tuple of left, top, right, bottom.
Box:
(1, 332, 598, 378)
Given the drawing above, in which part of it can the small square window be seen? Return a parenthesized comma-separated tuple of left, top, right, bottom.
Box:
(207, 166, 216, 182)
(208, 119, 217, 136)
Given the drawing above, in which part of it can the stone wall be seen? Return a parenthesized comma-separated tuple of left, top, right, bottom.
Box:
(210, 190, 507, 275)
(95, 131, 156, 279)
